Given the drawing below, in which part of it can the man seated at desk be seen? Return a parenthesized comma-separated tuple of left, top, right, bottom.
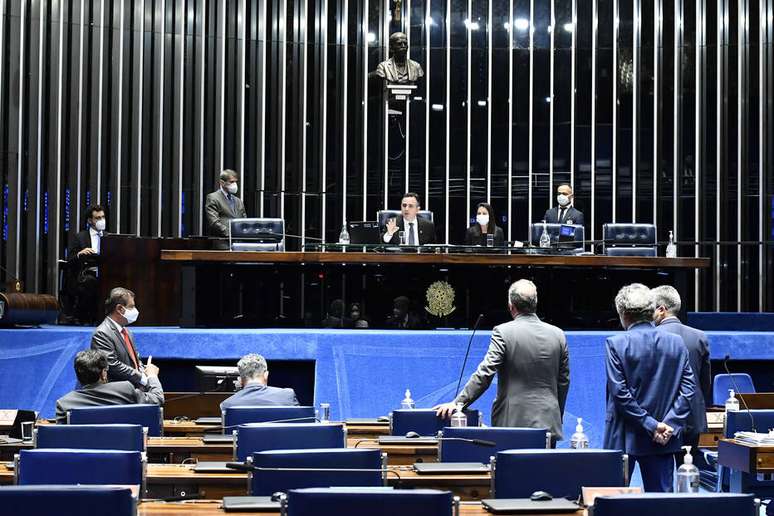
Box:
(55, 350, 164, 423)
(381, 192, 436, 245)
(220, 354, 299, 411)
(205, 169, 247, 237)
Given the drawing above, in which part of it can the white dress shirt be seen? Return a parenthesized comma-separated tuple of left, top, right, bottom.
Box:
(89, 227, 101, 253)
(383, 217, 420, 244)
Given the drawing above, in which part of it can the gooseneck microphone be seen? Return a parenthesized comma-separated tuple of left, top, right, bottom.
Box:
(353, 431, 496, 448)
(202, 416, 321, 433)
(455, 313, 485, 399)
(224, 462, 402, 480)
(723, 354, 757, 433)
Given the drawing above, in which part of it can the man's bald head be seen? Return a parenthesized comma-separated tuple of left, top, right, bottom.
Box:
(508, 279, 538, 315)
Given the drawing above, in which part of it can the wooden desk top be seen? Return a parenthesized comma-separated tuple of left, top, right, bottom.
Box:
(161, 250, 710, 269)
(717, 438, 774, 474)
(163, 420, 390, 437)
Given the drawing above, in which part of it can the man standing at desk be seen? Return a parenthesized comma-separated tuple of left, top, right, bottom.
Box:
(65, 205, 107, 325)
(543, 184, 584, 226)
(205, 169, 247, 237)
(382, 192, 436, 245)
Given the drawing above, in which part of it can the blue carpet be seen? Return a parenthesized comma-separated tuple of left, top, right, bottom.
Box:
(1, 326, 772, 448)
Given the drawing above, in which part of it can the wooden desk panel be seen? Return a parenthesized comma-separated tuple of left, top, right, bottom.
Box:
(717, 439, 774, 474)
(163, 420, 391, 438)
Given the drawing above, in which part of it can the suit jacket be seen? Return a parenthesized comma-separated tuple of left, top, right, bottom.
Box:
(464, 225, 505, 246)
(66, 229, 103, 269)
(382, 216, 436, 245)
(220, 383, 300, 412)
(91, 317, 144, 385)
(55, 378, 164, 423)
(205, 189, 247, 237)
(603, 322, 696, 456)
(455, 313, 570, 440)
(657, 317, 711, 437)
(543, 206, 585, 226)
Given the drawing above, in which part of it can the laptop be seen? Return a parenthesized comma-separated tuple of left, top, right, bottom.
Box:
(413, 462, 489, 474)
(348, 221, 381, 245)
(193, 461, 234, 473)
(378, 436, 438, 445)
(481, 498, 580, 514)
(202, 433, 235, 444)
(195, 416, 221, 425)
(222, 496, 281, 512)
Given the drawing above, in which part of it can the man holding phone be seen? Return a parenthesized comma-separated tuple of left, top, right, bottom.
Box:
(381, 192, 436, 245)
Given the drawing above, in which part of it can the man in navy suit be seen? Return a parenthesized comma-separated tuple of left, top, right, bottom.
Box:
(603, 284, 696, 492)
(542, 184, 585, 226)
(220, 354, 299, 411)
(652, 285, 711, 466)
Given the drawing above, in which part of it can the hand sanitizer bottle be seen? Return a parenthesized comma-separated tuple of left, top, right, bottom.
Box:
(676, 445, 700, 493)
(539, 221, 551, 248)
(666, 230, 677, 258)
(569, 417, 590, 449)
(400, 389, 415, 409)
(450, 403, 467, 427)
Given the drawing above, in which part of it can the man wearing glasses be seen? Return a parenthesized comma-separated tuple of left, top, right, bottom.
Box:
(382, 192, 436, 245)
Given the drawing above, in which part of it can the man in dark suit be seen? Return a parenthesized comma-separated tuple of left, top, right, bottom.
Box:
(205, 169, 247, 237)
(91, 287, 147, 386)
(542, 184, 584, 226)
(435, 280, 570, 443)
(604, 284, 696, 492)
(220, 354, 299, 411)
(381, 192, 436, 245)
(55, 349, 164, 423)
(64, 205, 107, 324)
(652, 285, 711, 467)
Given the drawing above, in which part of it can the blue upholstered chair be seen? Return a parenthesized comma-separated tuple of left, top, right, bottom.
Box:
(390, 409, 481, 436)
(34, 424, 146, 451)
(15, 449, 145, 493)
(67, 404, 163, 437)
(0, 485, 137, 516)
(235, 422, 346, 461)
(284, 488, 457, 516)
(602, 223, 657, 256)
(593, 493, 757, 516)
(529, 223, 585, 249)
(492, 449, 626, 499)
(712, 374, 755, 406)
(222, 406, 316, 434)
(248, 448, 384, 495)
(438, 427, 549, 463)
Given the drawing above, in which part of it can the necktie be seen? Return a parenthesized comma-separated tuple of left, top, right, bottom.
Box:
(559, 208, 566, 222)
(121, 328, 140, 370)
(228, 194, 236, 214)
(408, 222, 416, 245)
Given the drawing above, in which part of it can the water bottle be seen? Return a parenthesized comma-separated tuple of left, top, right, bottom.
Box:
(569, 417, 590, 449)
(450, 403, 467, 427)
(666, 230, 677, 258)
(400, 389, 415, 409)
(676, 445, 700, 493)
(339, 223, 350, 245)
(319, 402, 331, 423)
(539, 221, 551, 248)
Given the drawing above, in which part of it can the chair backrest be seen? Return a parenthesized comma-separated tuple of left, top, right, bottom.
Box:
(376, 210, 434, 228)
(390, 409, 480, 436)
(285, 488, 455, 516)
(725, 409, 774, 438)
(16, 449, 145, 489)
(493, 449, 626, 499)
(602, 223, 657, 256)
(439, 427, 549, 463)
(712, 373, 756, 406)
(249, 448, 383, 495)
(235, 423, 346, 461)
(593, 493, 757, 516)
(35, 424, 146, 451)
(67, 404, 163, 437)
(529, 224, 585, 248)
(0, 485, 137, 516)
(223, 406, 316, 434)
(229, 218, 285, 251)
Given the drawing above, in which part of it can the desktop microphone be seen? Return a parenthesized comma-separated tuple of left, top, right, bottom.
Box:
(723, 354, 757, 433)
(454, 314, 485, 399)
(202, 416, 322, 433)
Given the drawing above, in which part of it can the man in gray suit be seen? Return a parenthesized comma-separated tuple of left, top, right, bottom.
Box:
(220, 354, 299, 412)
(435, 280, 570, 442)
(91, 287, 147, 385)
(55, 350, 164, 423)
(205, 169, 247, 237)
(652, 285, 711, 465)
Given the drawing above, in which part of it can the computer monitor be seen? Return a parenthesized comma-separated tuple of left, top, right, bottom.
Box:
(195, 365, 240, 392)
(229, 218, 285, 251)
(348, 221, 381, 245)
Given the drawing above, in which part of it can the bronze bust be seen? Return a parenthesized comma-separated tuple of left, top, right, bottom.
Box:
(374, 32, 424, 84)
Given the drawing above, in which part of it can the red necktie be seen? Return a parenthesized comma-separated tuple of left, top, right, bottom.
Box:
(121, 328, 140, 370)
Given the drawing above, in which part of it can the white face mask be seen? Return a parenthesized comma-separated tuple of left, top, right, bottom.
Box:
(122, 307, 139, 325)
(557, 194, 570, 207)
(476, 214, 489, 226)
(224, 182, 238, 195)
(94, 219, 106, 232)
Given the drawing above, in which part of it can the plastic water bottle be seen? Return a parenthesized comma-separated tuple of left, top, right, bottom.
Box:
(725, 389, 740, 412)
(339, 223, 350, 245)
(539, 221, 551, 248)
(569, 417, 590, 449)
(400, 389, 415, 409)
(666, 230, 677, 258)
(450, 403, 467, 427)
(676, 445, 700, 493)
